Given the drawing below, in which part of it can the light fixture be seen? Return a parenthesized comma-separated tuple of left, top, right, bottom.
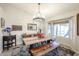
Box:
(33, 3, 45, 22)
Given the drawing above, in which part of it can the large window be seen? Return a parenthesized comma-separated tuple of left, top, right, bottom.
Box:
(53, 21, 69, 38)
(48, 21, 70, 38)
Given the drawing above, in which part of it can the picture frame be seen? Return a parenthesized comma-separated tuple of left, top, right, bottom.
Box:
(27, 23, 37, 30)
(12, 25, 22, 31)
(0, 17, 5, 28)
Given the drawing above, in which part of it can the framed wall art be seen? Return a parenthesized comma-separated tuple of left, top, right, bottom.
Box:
(12, 25, 22, 31)
(0, 17, 5, 28)
(27, 23, 37, 30)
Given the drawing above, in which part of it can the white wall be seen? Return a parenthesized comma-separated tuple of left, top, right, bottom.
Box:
(48, 9, 79, 53)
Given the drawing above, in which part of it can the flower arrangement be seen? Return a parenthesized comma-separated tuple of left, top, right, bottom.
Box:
(2, 27, 12, 35)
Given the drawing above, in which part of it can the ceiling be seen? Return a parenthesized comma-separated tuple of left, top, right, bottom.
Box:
(1, 3, 79, 19)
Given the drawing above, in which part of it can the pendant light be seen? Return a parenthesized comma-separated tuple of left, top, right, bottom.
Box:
(33, 3, 45, 22)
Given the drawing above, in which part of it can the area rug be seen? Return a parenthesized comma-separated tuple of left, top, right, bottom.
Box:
(12, 45, 75, 56)
(0, 45, 76, 56)
(43, 46, 75, 56)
